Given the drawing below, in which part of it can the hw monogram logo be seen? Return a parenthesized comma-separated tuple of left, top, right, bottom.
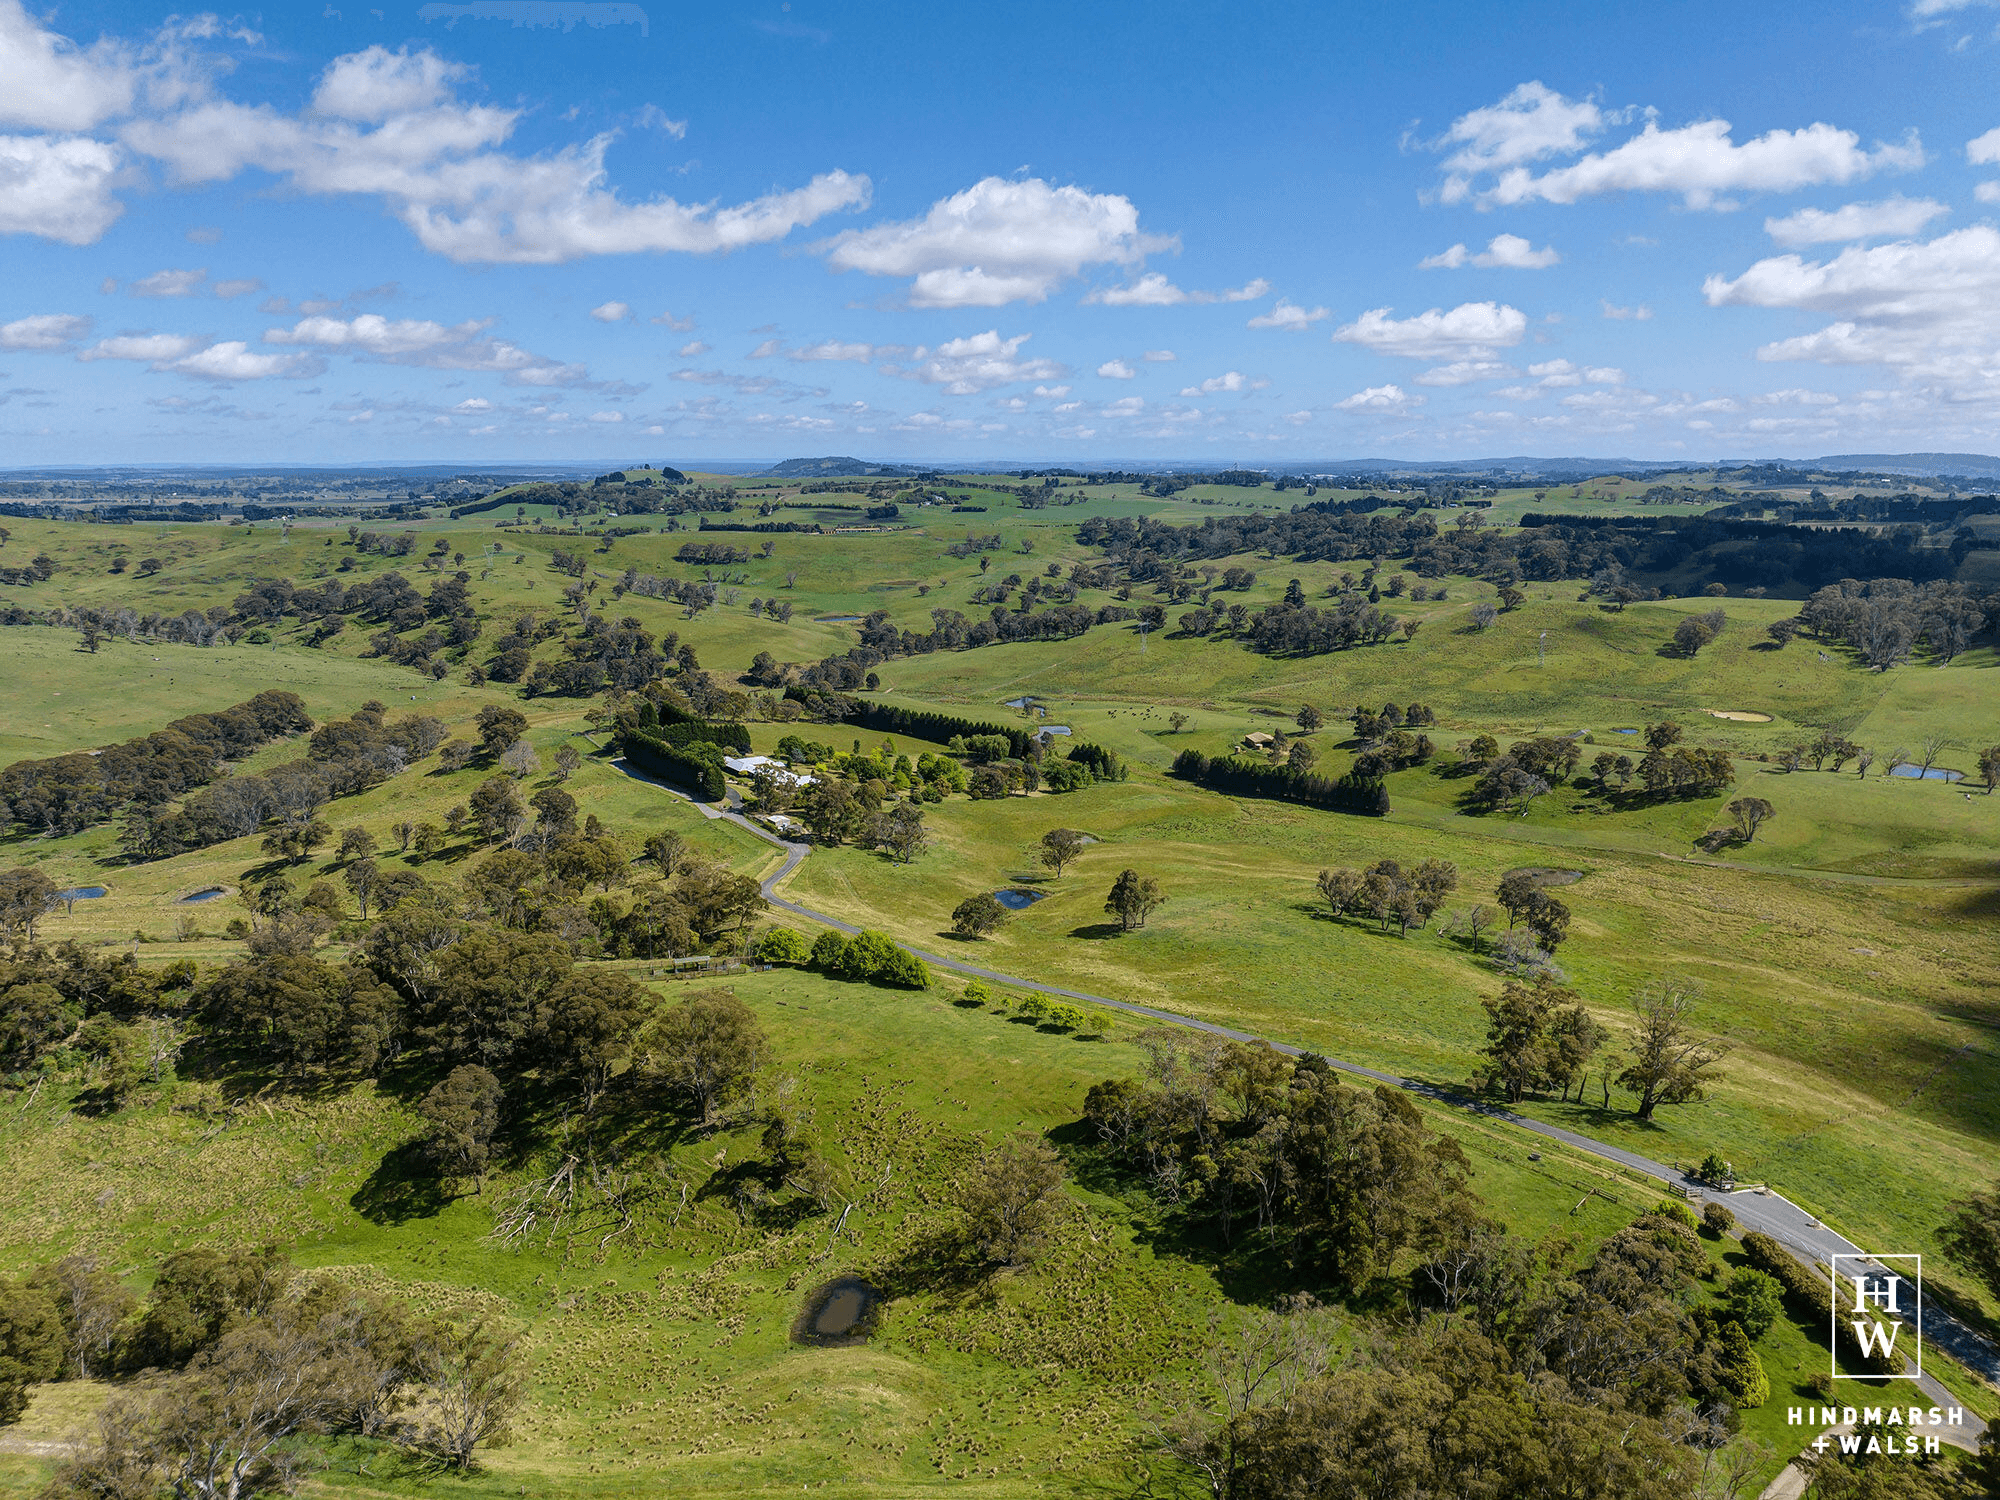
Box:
(1829, 1254, 1921, 1381)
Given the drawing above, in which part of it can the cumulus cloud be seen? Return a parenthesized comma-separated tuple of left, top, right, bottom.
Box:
(1334, 384, 1421, 412)
(1142, 349, 1176, 361)
(823, 176, 1169, 307)
(589, 300, 630, 322)
(1600, 301, 1654, 320)
(1097, 359, 1136, 379)
(1435, 82, 1605, 181)
(1178, 371, 1266, 396)
(651, 309, 696, 330)
(1436, 82, 1922, 210)
(0, 313, 91, 350)
(1764, 195, 1948, 246)
(1704, 226, 2000, 391)
(1246, 299, 1330, 330)
(1413, 359, 1517, 386)
(891, 330, 1064, 394)
(0, 0, 145, 132)
(214, 278, 262, 299)
(676, 340, 709, 357)
(1979, 181, 2000, 204)
(1420, 233, 1560, 269)
(1972, 126, 2000, 164)
(588, 410, 624, 422)
(0, 134, 123, 243)
(264, 312, 588, 384)
(791, 340, 875, 362)
(171, 341, 320, 381)
(1085, 273, 1271, 306)
(122, 45, 870, 263)
(1333, 301, 1527, 360)
(131, 267, 207, 297)
(81, 333, 204, 363)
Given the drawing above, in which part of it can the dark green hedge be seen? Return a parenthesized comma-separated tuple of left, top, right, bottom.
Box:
(1170, 749, 1389, 815)
(623, 730, 725, 800)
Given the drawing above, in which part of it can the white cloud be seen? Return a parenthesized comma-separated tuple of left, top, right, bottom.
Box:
(1420, 233, 1560, 269)
(1085, 273, 1271, 306)
(1102, 395, 1145, 416)
(0, 133, 123, 243)
(651, 309, 695, 330)
(1333, 301, 1527, 360)
(1704, 226, 2000, 392)
(894, 330, 1064, 394)
(453, 397, 491, 412)
(124, 45, 871, 263)
(823, 176, 1168, 307)
(264, 312, 588, 384)
(1764, 195, 1948, 246)
(0, 313, 91, 350)
(81, 333, 204, 362)
(1600, 300, 1654, 320)
(1752, 387, 1839, 405)
(312, 44, 463, 122)
(1086, 271, 1186, 306)
(1097, 359, 1136, 379)
(0, 0, 142, 132)
(791, 340, 874, 362)
(747, 338, 781, 359)
(588, 410, 624, 422)
(1972, 126, 2000, 164)
(213, 278, 262, 299)
(1334, 383, 1421, 412)
(131, 267, 207, 298)
(589, 300, 630, 322)
(1413, 359, 1516, 386)
(635, 104, 687, 139)
(1436, 82, 1605, 183)
(1471, 116, 1923, 211)
(676, 339, 709, 357)
(1178, 370, 1266, 396)
(1142, 349, 1176, 361)
(170, 341, 320, 381)
(1978, 181, 2000, 204)
(1246, 298, 1330, 330)
(1032, 383, 1070, 398)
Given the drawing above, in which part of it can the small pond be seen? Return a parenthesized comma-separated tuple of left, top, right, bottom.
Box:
(178, 887, 228, 903)
(1890, 764, 1964, 782)
(1612, 728, 1639, 735)
(56, 886, 107, 901)
(993, 888, 1048, 909)
(1504, 867, 1585, 887)
(1003, 695, 1041, 710)
(1036, 725, 1072, 737)
(791, 1277, 882, 1347)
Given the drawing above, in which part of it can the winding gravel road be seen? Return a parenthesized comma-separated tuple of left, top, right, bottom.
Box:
(616, 758, 2000, 1401)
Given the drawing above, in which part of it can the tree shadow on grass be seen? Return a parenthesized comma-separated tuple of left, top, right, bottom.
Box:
(351, 1141, 453, 1225)
(1068, 923, 1128, 939)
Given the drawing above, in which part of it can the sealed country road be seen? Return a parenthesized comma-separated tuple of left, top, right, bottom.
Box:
(617, 758, 2000, 1396)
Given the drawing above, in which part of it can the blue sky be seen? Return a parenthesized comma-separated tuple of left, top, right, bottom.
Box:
(3, 0, 2000, 464)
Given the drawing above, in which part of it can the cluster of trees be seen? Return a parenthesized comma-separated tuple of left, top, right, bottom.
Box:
(1314, 858, 1458, 936)
(1471, 974, 1728, 1122)
(1075, 1031, 1805, 1496)
(802, 928, 930, 989)
(121, 702, 447, 862)
(1160, 1208, 1794, 1500)
(1797, 578, 1989, 668)
(1671, 606, 1728, 656)
(0, 1246, 520, 1492)
(1171, 749, 1391, 817)
(0, 690, 311, 837)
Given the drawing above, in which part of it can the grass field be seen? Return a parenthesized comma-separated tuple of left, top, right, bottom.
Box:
(0, 484, 1995, 1492)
